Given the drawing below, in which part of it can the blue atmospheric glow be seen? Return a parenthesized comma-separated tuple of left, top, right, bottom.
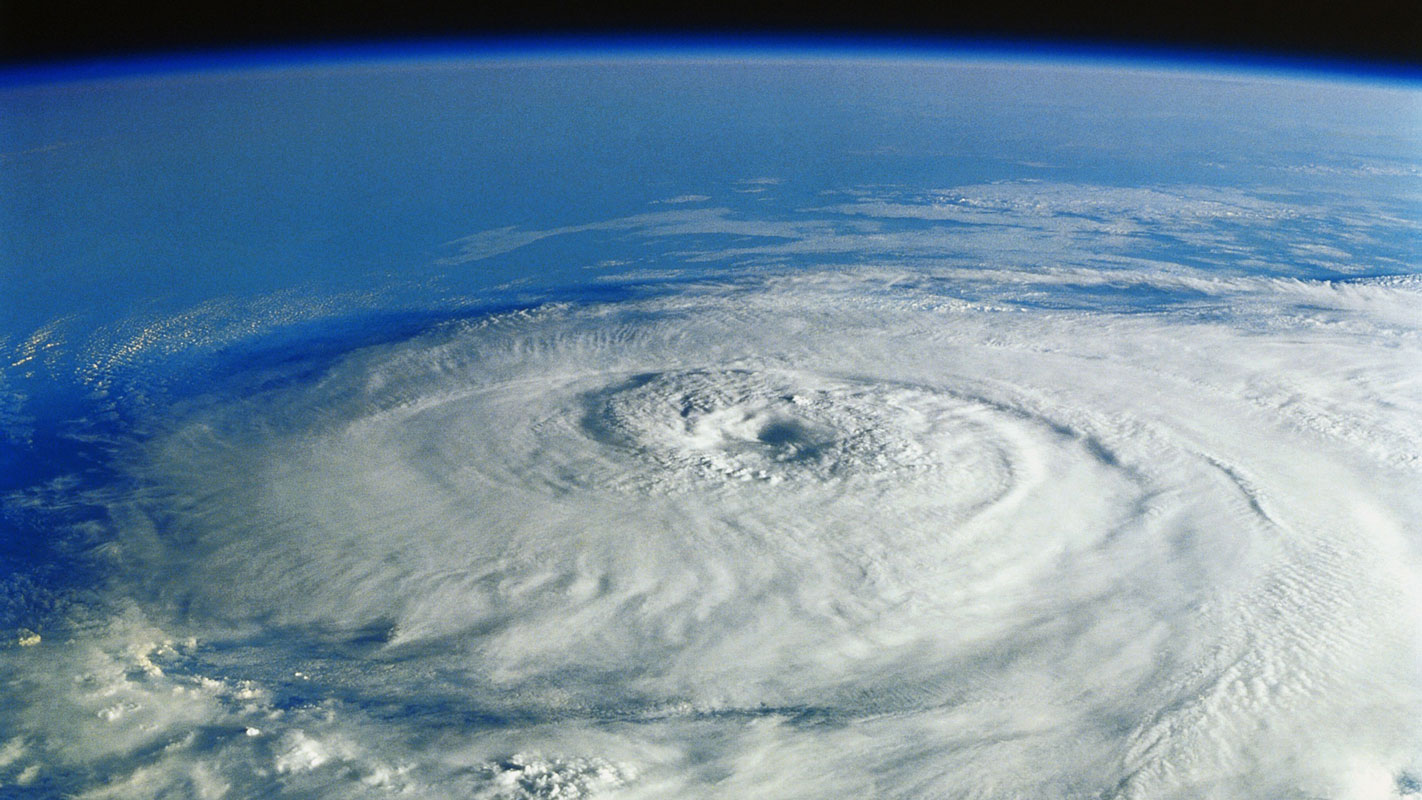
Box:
(3, 34, 1421, 89)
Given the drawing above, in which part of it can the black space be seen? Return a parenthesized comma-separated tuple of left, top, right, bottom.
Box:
(1, 0, 1418, 69)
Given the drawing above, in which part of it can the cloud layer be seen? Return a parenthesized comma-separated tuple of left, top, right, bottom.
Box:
(4, 59, 1419, 794)
(4, 254, 1418, 798)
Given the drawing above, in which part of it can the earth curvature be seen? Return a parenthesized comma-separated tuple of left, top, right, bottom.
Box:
(1, 44, 1420, 799)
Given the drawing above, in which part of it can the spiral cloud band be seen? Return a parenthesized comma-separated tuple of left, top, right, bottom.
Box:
(5, 259, 1416, 798)
(1, 60, 1420, 799)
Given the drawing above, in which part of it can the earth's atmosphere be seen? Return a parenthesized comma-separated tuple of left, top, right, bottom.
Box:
(1, 49, 1420, 799)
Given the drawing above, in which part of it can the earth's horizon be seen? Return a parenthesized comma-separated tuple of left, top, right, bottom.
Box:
(2, 44, 1420, 799)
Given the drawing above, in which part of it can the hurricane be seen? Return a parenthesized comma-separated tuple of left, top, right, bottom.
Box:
(2, 53, 1420, 799)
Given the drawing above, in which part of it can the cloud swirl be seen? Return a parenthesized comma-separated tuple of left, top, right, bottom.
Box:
(3, 260, 1409, 798)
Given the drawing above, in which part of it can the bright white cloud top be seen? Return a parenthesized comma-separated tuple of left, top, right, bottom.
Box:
(1, 53, 1420, 799)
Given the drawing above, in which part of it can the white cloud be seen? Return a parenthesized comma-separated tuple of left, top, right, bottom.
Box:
(6, 262, 1411, 798)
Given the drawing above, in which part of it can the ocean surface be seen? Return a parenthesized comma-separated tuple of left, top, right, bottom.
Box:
(2, 46, 1420, 798)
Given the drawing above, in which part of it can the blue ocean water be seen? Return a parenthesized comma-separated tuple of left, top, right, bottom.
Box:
(1, 44, 1420, 798)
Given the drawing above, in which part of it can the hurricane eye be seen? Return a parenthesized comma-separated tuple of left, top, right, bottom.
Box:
(755, 419, 813, 447)
(6, 55, 1417, 800)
